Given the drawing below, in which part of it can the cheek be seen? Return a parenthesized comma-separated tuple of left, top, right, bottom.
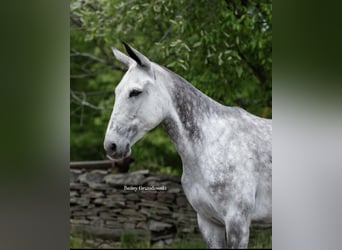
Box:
(115, 98, 136, 114)
(139, 104, 164, 127)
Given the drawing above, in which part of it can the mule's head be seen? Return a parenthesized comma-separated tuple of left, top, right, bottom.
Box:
(104, 43, 169, 160)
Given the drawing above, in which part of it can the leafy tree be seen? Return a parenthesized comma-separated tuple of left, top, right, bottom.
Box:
(70, 0, 272, 174)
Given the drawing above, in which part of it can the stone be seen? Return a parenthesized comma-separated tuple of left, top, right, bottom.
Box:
(126, 201, 139, 209)
(99, 243, 113, 249)
(132, 169, 150, 175)
(151, 240, 164, 248)
(181, 226, 195, 233)
(154, 173, 180, 182)
(92, 183, 112, 191)
(85, 239, 95, 245)
(69, 171, 203, 244)
(105, 220, 122, 229)
(165, 182, 182, 193)
(171, 212, 183, 220)
(99, 241, 121, 249)
(104, 188, 119, 194)
(176, 196, 188, 207)
(126, 193, 139, 201)
(99, 212, 116, 219)
(90, 169, 108, 176)
(155, 207, 172, 216)
(142, 176, 160, 185)
(151, 215, 162, 221)
(93, 198, 104, 205)
(70, 197, 78, 205)
(69, 206, 80, 212)
(70, 219, 90, 225)
(91, 219, 104, 227)
(149, 220, 173, 232)
(138, 200, 167, 209)
(152, 234, 173, 241)
(69, 183, 87, 191)
(139, 192, 156, 201)
(123, 222, 135, 229)
(86, 204, 95, 209)
(70, 191, 78, 197)
(104, 171, 147, 186)
(110, 208, 123, 213)
(139, 208, 151, 217)
(121, 209, 140, 216)
(125, 215, 147, 222)
(75, 197, 90, 207)
(70, 169, 83, 183)
(107, 193, 125, 201)
(92, 207, 108, 214)
(86, 191, 104, 198)
(163, 217, 178, 225)
(167, 187, 182, 193)
(78, 171, 109, 189)
(157, 192, 175, 203)
(72, 210, 96, 217)
(78, 170, 104, 183)
(136, 221, 147, 230)
(104, 199, 125, 208)
(86, 215, 101, 220)
(164, 238, 174, 245)
(117, 216, 127, 223)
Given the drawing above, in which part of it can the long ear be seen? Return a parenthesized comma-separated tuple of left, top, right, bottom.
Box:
(123, 42, 151, 68)
(111, 46, 134, 67)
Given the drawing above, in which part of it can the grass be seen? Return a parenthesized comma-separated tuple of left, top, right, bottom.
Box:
(70, 231, 97, 249)
(120, 230, 150, 248)
(70, 227, 271, 249)
(70, 234, 84, 248)
(168, 237, 206, 249)
(249, 227, 272, 249)
(168, 227, 271, 249)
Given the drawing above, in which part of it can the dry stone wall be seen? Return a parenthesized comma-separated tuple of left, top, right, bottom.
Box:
(70, 169, 200, 247)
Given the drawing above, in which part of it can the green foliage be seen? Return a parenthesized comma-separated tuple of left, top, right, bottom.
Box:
(249, 227, 272, 249)
(70, 227, 272, 248)
(69, 234, 83, 249)
(70, 0, 272, 169)
(70, 230, 97, 248)
(170, 236, 206, 249)
(120, 230, 150, 248)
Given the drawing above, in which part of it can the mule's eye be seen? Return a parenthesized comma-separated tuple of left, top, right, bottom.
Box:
(129, 89, 142, 98)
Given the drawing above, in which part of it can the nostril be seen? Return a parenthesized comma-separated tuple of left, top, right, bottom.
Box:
(110, 143, 117, 152)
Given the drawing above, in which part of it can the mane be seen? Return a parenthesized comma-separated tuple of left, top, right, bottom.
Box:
(160, 65, 226, 108)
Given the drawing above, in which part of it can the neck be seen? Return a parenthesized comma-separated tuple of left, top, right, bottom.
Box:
(160, 66, 217, 159)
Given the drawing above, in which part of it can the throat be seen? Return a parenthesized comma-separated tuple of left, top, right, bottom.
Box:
(161, 83, 206, 156)
(162, 114, 195, 161)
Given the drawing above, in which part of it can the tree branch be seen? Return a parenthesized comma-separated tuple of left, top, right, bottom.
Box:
(70, 90, 112, 110)
(236, 47, 267, 85)
(71, 49, 106, 63)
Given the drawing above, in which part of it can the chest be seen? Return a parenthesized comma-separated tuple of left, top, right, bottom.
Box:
(181, 172, 227, 225)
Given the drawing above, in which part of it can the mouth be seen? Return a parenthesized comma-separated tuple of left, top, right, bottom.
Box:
(106, 146, 131, 161)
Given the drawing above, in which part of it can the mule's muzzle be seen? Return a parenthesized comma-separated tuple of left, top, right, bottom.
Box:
(104, 140, 131, 160)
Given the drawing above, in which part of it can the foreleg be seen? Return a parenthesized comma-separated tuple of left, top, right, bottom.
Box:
(225, 213, 250, 248)
(197, 213, 226, 248)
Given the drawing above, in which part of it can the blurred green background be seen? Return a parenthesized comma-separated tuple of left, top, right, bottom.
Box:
(70, 0, 272, 175)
